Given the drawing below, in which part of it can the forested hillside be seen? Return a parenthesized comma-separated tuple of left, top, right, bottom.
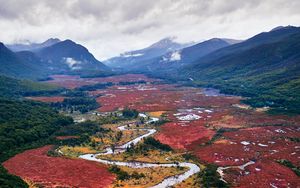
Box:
(0, 75, 60, 98)
(179, 27, 300, 114)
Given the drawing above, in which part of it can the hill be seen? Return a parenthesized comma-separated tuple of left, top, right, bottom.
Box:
(0, 75, 61, 98)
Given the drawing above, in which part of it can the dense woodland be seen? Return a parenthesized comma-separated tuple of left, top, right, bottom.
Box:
(0, 98, 73, 187)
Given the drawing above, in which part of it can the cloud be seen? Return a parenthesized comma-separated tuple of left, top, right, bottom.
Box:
(0, 0, 299, 60)
(64, 57, 82, 70)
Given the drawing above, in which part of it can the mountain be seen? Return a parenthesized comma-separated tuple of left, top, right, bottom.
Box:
(7, 38, 61, 52)
(104, 37, 192, 68)
(0, 43, 46, 79)
(36, 39, 110, 73)
(177, 26, 300, 114)
(1, 39, 111, 79)
(126, 38, 236, 72)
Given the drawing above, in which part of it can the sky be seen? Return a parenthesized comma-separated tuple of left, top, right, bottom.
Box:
(0, 0, 300, 60)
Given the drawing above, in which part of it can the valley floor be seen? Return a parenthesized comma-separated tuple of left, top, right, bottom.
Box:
(4, 74, 300, 187)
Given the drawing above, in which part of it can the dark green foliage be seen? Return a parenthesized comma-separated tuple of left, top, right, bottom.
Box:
(51, 97, 99, 113)
(122, 108, 139, 118)
(181, 29, 300, 115)
(0, 165, 28, 188)
(287, 137, 300, 142)
(119, 80, 147, 85)
(109, 165, 130, 180)
(277, 159, 300, 176)
(76, 82, 113, 91)
(0, 75, 60, 98)
(0, 98, 73, 187)
(182, 153, 199, 162)
(143, 137, 172, 151)
(126, 137, 172, 154)
(0, 98, 73, 162)
(55, 121, 105, 137)
(108, 165, 145, 180)
(199, 164, 229, 188)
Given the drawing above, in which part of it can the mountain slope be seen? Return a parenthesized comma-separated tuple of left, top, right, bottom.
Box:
(7, 38, 61, 52)
(0, 75, 60, 98)
(105, 37, 192, 69)
(126, 38, 236, 73)
(0, 43, 47, 79)
(179, 26, 300, 114)
(37, 39, 110, 73)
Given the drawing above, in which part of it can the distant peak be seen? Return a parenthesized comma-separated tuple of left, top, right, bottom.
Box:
(149, 36, 179, 48)
(209, 38, 223, 42)
(61, 39, 76, 45)
(64, 39, 74, 43)
(44, 38, 60, 43)
(270, 25, 296, 32)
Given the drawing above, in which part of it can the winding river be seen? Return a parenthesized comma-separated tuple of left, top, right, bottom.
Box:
(78, 117, 201, 188)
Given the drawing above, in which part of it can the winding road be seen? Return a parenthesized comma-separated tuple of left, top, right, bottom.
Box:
(78, 117, 201, 188)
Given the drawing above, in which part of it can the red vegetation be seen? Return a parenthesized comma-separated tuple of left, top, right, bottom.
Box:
(34, 74, 300, 187)
(196, 126, 300, 166)
(225, 160, 300, 187)
(96, 84, 240, 112)
(56, 135, 80, 140)
(3, 146, 115, 188)
(26, 96, 66, 103)
(195, 126, 300, 186)
(155, 120, 215, 150)
(46, 74, 159, 89)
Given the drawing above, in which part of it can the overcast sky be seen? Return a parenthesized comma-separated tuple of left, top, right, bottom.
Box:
(0, 0, 299, 60)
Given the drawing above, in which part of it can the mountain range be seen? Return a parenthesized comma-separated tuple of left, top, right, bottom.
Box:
(7, 38, 61, 52)
(123, 38, 241, 72)
(1, 39, 109, 79)
(1, 25, 299, 113)
(104, 37, 193, 69)
(176, 26, 300, 114)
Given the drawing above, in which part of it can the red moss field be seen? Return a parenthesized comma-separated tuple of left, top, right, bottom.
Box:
(26, 96, 66, 103)
(46, 74, 159, 89)
(3, 145, 115, 188)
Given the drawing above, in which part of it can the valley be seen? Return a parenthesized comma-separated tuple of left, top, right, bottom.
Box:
(3, 74, 299, 187)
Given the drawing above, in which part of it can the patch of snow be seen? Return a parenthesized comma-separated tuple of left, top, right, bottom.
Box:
(270, 150, 279, 154)
(258, 143, 268, 147)
(241, 141, 251, 145)
(204, 109, 213, 113)
(270, 183, 278, 188)
(177, 114, 201, 121)
(162, 51, 181, 62)
(275, 129, 286, 133)
(122, 53, 143, 57)
(170, 51, 181, 61)
(117, 87, 127, 90)
(139, 113, 147, 118)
